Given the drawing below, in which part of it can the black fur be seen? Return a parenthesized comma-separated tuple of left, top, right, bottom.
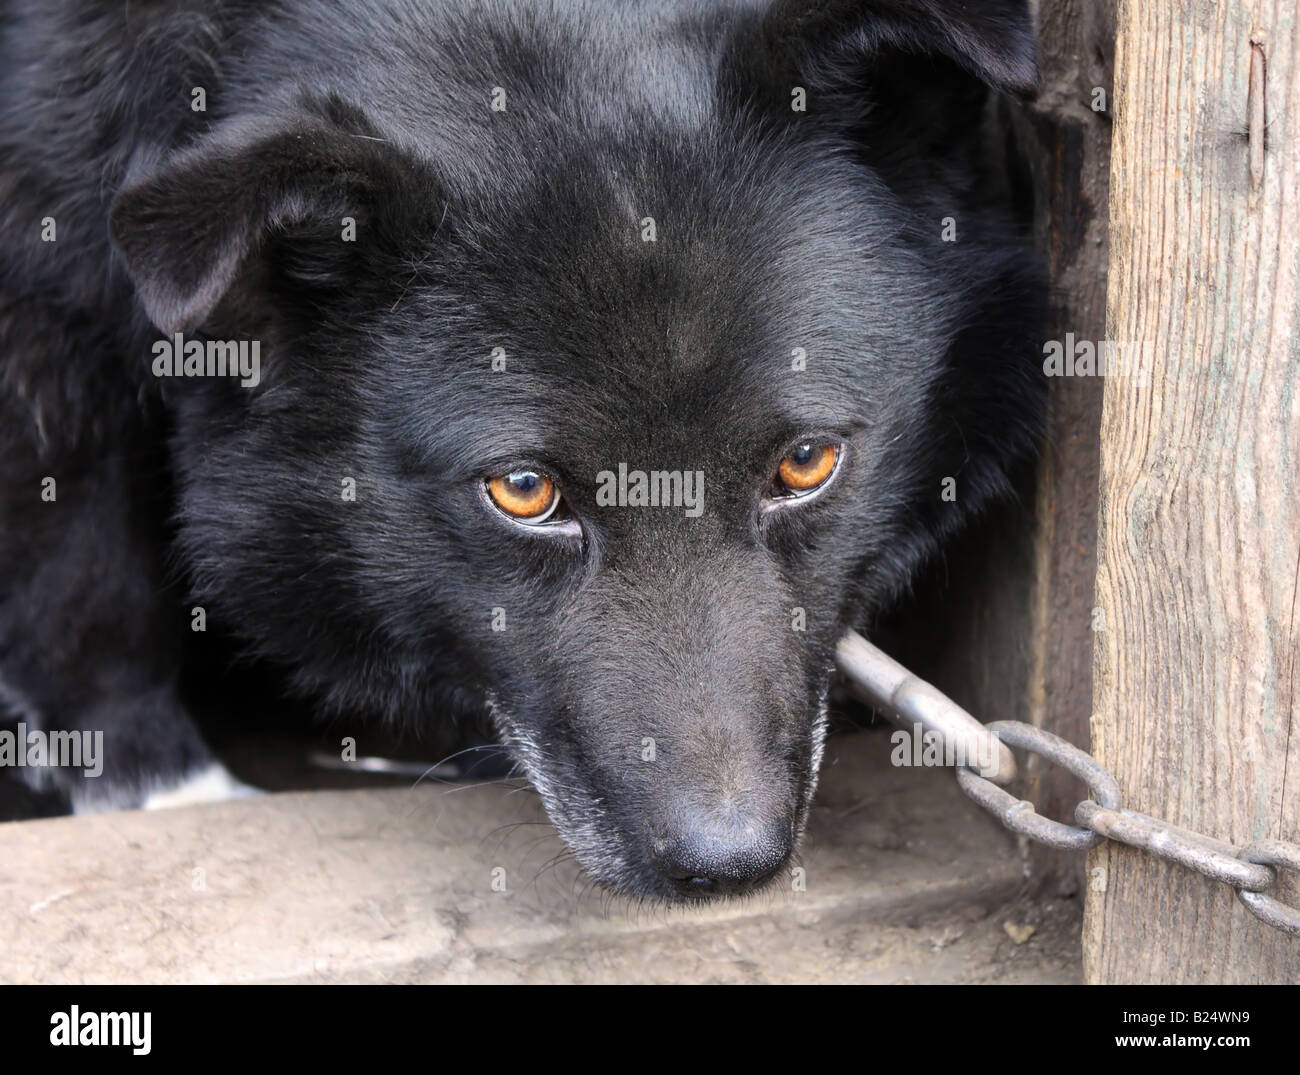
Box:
(0, 0, 1043, 900)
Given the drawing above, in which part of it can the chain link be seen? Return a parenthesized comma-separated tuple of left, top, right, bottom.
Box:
(835, 629, 1300, 939)
(1074, 802, 1275, 891)
(958, 726, 1300, 937)
(1236, 841, 1300, 936)
(955, 722, 1119, 852)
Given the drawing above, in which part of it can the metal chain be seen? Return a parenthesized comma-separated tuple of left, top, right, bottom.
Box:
(835, 630, 1300, 938)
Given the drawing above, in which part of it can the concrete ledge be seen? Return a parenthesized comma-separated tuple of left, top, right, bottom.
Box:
(0, 731, 1059, 983)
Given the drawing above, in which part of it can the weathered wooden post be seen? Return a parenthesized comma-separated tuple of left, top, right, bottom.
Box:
(1086, 0, 1300, 982)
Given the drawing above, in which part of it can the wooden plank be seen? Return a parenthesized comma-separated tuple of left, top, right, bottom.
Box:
(1086, 0, 1300, 983)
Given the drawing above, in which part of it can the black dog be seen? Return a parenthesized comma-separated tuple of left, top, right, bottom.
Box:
(0, 0, 1043, 900)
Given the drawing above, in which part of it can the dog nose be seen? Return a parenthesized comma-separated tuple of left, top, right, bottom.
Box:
(651, 814, 793, 897)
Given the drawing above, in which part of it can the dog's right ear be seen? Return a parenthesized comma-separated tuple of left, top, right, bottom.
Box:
(111, 120, 434, 335)
(733, 0, 1039, 101)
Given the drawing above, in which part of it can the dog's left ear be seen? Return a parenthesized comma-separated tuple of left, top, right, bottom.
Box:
(745, 0, 1039, 99)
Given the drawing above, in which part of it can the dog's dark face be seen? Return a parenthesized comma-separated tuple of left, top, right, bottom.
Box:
(111, 0, 1043, 900)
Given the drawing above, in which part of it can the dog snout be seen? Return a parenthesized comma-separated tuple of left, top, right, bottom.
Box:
(650, 811, 793, 898)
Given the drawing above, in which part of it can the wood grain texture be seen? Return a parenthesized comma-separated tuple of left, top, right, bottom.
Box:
(1086, 0, 1300, 983)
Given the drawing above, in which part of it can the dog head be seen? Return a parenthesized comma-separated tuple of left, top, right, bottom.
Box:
(111, 0, 1043, 900)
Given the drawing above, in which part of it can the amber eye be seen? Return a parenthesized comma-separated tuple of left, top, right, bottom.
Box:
(486, 470, 561, 523)
(776, 442, 839, 496)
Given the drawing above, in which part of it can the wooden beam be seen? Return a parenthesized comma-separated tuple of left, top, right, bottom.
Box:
(1086, 0, 1300, 982)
